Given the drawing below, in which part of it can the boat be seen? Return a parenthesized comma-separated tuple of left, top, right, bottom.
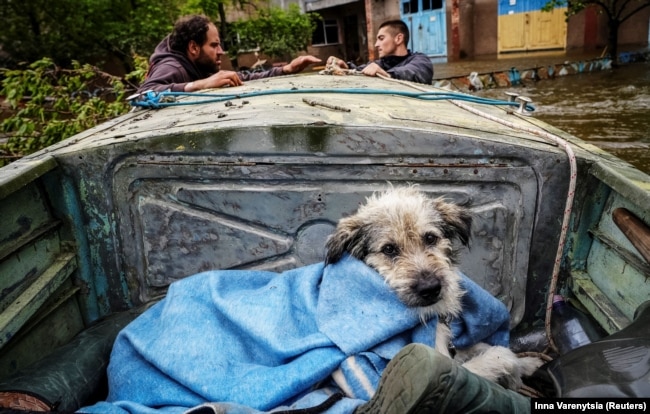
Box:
(0, 73, 648, 411)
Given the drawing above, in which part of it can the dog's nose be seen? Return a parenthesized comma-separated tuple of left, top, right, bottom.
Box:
(416, 278, 441, 304)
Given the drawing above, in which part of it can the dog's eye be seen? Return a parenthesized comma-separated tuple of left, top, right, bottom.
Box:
(381, 244, 399, 257)
(424, 233, 439, 245)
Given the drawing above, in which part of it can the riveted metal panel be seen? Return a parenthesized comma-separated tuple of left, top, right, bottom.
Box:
(111, 127, 540, 327)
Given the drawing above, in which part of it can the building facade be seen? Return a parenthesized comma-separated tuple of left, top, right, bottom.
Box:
(299, 0, 650, 64)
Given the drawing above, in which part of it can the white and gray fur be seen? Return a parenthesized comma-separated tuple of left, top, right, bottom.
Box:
(325, 186, 542, 390)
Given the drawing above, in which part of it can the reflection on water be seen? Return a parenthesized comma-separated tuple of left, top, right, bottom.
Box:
(475, 62, 650, 175)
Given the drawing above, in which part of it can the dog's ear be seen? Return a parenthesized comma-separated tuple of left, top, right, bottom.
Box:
(434, 200, 473, 247)
(325, 217, 368, 265)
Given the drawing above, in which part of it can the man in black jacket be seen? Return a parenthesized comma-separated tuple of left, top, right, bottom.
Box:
(138, 15, 321, 94)
(327, 20, 433, 84)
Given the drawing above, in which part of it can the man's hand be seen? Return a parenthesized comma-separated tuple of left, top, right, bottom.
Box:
(282, 55, 322, 74)
(325, 56, 349, 70)
(360, 63, 390, 78)
(186, 71, 243, 91)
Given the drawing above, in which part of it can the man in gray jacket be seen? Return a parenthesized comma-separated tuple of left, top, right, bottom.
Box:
(138, 15, 321, 94)
(327, 20, 433, 84)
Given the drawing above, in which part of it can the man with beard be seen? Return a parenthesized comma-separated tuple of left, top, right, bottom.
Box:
(326, 20, 433, 84)
(137, 15, 321, 94)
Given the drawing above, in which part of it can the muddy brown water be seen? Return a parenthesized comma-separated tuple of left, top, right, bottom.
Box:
(472, 61, 650, 175)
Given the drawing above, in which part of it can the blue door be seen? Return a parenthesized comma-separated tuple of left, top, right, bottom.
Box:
(401, 0, 446, 57)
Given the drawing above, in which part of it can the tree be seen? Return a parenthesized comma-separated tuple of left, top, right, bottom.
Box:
(0, 0, 271, 72)
(0, 0, 183, 72)
(543, 0, 650, 64)
(180, 0, 260, 55)
(0, 57, 146, 166)
(227, 4, 319, 62)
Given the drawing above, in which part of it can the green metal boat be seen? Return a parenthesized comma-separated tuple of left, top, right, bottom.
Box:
(0, 74, 648, 411)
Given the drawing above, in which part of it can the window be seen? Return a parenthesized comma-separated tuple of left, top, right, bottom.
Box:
(402, 0, 418, 14)
(403, 0, 443, 13)
(428, 0, 443, 10)
(312, 19, 340, 45)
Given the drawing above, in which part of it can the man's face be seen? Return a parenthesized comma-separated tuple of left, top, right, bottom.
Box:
(195, 23, 224, 74)
(375, 27, 400, 58)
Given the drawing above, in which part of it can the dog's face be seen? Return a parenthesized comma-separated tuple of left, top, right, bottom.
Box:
(325, 187, 471, 318)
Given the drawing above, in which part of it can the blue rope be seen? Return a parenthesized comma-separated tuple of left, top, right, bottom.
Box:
(130, 88, 535, 112)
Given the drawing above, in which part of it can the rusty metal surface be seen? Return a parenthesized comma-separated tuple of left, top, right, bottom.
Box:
(0, 253, 77, 350)
(1, 74, 650, 410)
(50, 74, 556, 153)
(1, 73, 649, 358)
(113, 155, 539, 326)
(48, 73, 579, 328)
(51, 75, 574, 328)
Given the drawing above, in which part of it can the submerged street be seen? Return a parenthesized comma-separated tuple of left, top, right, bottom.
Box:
(463, 59, 650, 175)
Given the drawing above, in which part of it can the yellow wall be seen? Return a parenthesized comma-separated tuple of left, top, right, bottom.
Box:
(498, 7, 567, 53)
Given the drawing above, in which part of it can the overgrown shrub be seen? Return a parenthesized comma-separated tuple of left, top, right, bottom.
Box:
(0, 57, 147, 167)
(0, 0, 180, 71)
(228, 4, 319, 61)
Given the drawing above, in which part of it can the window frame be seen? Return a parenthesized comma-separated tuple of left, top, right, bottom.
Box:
(311, 18, 340, 46)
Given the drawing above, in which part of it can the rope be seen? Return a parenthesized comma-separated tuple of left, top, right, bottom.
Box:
(376, 74, 577, 354)
(129, 88, 535, 111)
(451, 99, 576, 355)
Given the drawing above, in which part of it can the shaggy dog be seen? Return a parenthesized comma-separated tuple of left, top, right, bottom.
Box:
(325, 186, 542, 390)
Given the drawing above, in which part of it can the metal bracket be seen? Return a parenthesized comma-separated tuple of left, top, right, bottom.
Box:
(515, 96, 534, 116)
(503, 92, 534, 116)
(505, 91, 519, 102)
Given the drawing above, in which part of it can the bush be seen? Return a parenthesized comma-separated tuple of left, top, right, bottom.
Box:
(0, 57, 147, 167)
(228, 4, 319, 61)
(0, 0, 180, 72)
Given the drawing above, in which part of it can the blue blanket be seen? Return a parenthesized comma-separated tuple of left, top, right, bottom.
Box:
(79, 255, 510, 414)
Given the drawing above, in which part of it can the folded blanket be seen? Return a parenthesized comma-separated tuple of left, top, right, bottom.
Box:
(79, 255, 510, 414)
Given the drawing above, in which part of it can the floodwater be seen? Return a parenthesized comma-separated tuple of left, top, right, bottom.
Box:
(473, 61, 650, 175)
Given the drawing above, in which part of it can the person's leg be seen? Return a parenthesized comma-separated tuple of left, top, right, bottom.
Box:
(355, 343, 531, 414)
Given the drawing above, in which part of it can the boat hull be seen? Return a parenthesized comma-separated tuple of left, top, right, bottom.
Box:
(0, 74, 648, 408)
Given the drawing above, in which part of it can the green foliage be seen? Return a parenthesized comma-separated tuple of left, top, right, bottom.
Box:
(102, 1, 182, 67)
(228, 4, 319, 60)
(542, 0, 566, 13)
(181, 0, 224, 17)
(0, 0, 182, 71)
(0, 58, 147, 166)
(542, 0, 650, 64)
(543, 0, 650, 20)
